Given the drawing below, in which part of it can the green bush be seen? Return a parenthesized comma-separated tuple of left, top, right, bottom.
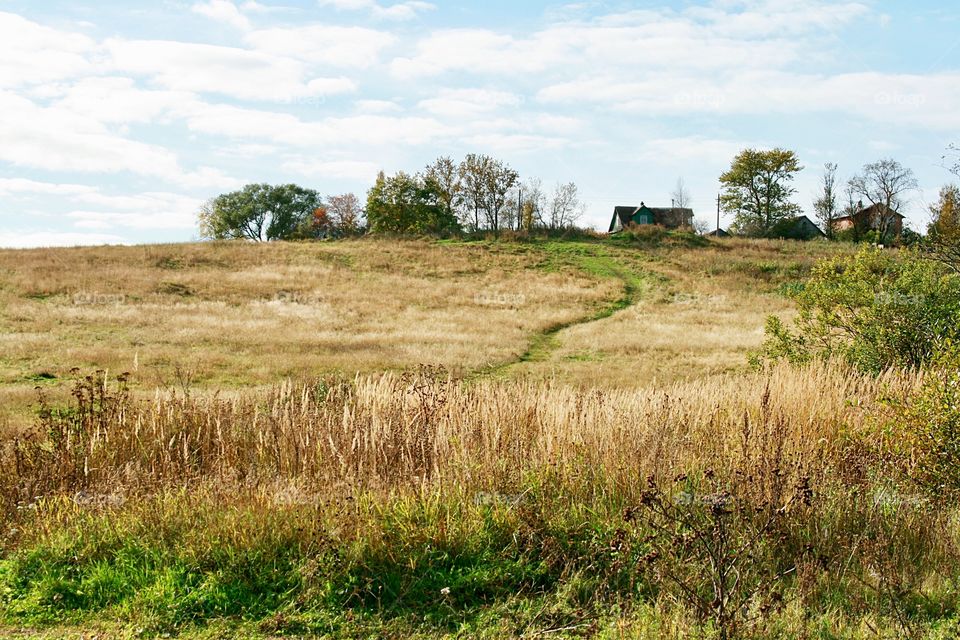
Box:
(753, 247, 960, 372)
(860, 352, 960, 497)
(611, 224, 708, 248)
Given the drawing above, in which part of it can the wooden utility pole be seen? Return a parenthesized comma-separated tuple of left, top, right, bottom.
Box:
(517, 187, 523, 231)
(716, 193, 721, 233)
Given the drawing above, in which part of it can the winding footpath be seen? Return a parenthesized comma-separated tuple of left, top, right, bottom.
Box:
(474, 247, 648, 380)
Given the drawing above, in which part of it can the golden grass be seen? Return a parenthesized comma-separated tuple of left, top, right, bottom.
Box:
(2, 361, 919, 508)
(509, 238, 854, 386)
(0, 236, 854, 428)
(0, 239, 616, 426)
(0, 237, 940, 639)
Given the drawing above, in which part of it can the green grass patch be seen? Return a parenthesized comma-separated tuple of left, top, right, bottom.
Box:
(3, 482, 960, 638)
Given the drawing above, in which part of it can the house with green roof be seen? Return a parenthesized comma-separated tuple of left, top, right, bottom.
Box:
(608, 202, 694, 233)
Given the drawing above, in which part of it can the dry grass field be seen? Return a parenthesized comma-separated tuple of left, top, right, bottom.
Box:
(0, 238, 616, 428)
(8, 234, 953, 639)
(0, 235, 847, 429)
(504, 236, 852, 386)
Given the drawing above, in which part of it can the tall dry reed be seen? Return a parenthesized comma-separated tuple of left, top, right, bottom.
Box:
(1, 363, 919, 513)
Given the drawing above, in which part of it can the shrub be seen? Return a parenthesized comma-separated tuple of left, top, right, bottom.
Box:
(611, 224, 708, 248)
(860, 352, 960, 497)
(753, 248, 960, 372)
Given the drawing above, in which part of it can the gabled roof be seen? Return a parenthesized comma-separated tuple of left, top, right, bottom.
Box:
(792, 215, 826, 237)
(610, 206, 639, 231)
(833, 202, 905, 224)
(609, 203, 695, 232)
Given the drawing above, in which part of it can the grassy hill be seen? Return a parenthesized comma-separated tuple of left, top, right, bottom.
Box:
(0, 235, 847, 428)
(7, 235, 955, 639)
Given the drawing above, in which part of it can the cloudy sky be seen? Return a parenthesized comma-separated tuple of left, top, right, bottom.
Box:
(0, 0, 957, 247)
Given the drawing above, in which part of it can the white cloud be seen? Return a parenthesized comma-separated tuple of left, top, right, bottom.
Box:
(537, 71, 960, 130)
(0, 91, 242, 189)
(67, 201, 201, 231)
(175, 101, 452, 146)
(0, 180, 209, 228)
(632, 136, 748, 167)
(191, 0, 252, 31)
(418, 88, 522, 118)
(391, 2, 867, 79)
(282, 158, 381, 181)
(105, 39, 356, 101)
(355, 99, 402, 114)
(49, 76, 192, 124)
(245, 25, 395, 67)
(0, 11, 97, 87)
(459, 133, 569, 154)
(0, 178, 97, 197)
(316, 0, 435, 21)
(240, 1, 277, 13)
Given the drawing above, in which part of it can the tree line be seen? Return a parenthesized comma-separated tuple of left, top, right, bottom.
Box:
(199, 154, 585, 241)
(198, 146, 958, 246)
(718, 146, 960, 246)
(719, 149, 909, 239)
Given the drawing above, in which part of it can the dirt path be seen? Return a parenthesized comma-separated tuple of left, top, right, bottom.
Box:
(474, 246, 648, 380)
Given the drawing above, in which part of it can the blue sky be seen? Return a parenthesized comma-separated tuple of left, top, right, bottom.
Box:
(0, 0, 958, 247)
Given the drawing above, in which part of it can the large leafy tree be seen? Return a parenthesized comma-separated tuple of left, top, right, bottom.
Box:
(925, 184, 960, 273)
(480, 157, 519, 233)
(365, 171, 459, 235)
(929, 185, 960, 238)
(199, 183, 321, 242)
(424, 156, 462, 224)
(720, 148, 802, 236)
(459, 154, 492, 232)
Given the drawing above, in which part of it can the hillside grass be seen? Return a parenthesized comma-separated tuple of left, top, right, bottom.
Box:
(5, 234, 942, 639)
(2, 363, 957, 638)
(0, 235, 847, 429)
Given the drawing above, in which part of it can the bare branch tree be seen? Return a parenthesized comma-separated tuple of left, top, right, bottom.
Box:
(813, 162, 839, 238)
(842, 182, 860, 218)
(848, 159, 917, 240)
(671, 177, 692, 209)
(548, 182, 585, 230)
(945, 143, 960, 179)
(326, 193, 364, 235)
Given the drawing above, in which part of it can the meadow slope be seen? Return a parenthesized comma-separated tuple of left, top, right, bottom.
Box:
(0, 235, 846, 428)
(7, 235, 949, 640)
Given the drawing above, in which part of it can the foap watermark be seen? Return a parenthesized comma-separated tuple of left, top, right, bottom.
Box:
(271, 290, 326, 305)
(73, 291, 126, 306)
(673, 91, 726, 110)
(474, 291, 527, 307)
(278, 95, 328, 109)
(875, 291, 925, 306)
(871, 486, 927, 509)
(671, 292, 729, 309)
(874, 91, 926, 108)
